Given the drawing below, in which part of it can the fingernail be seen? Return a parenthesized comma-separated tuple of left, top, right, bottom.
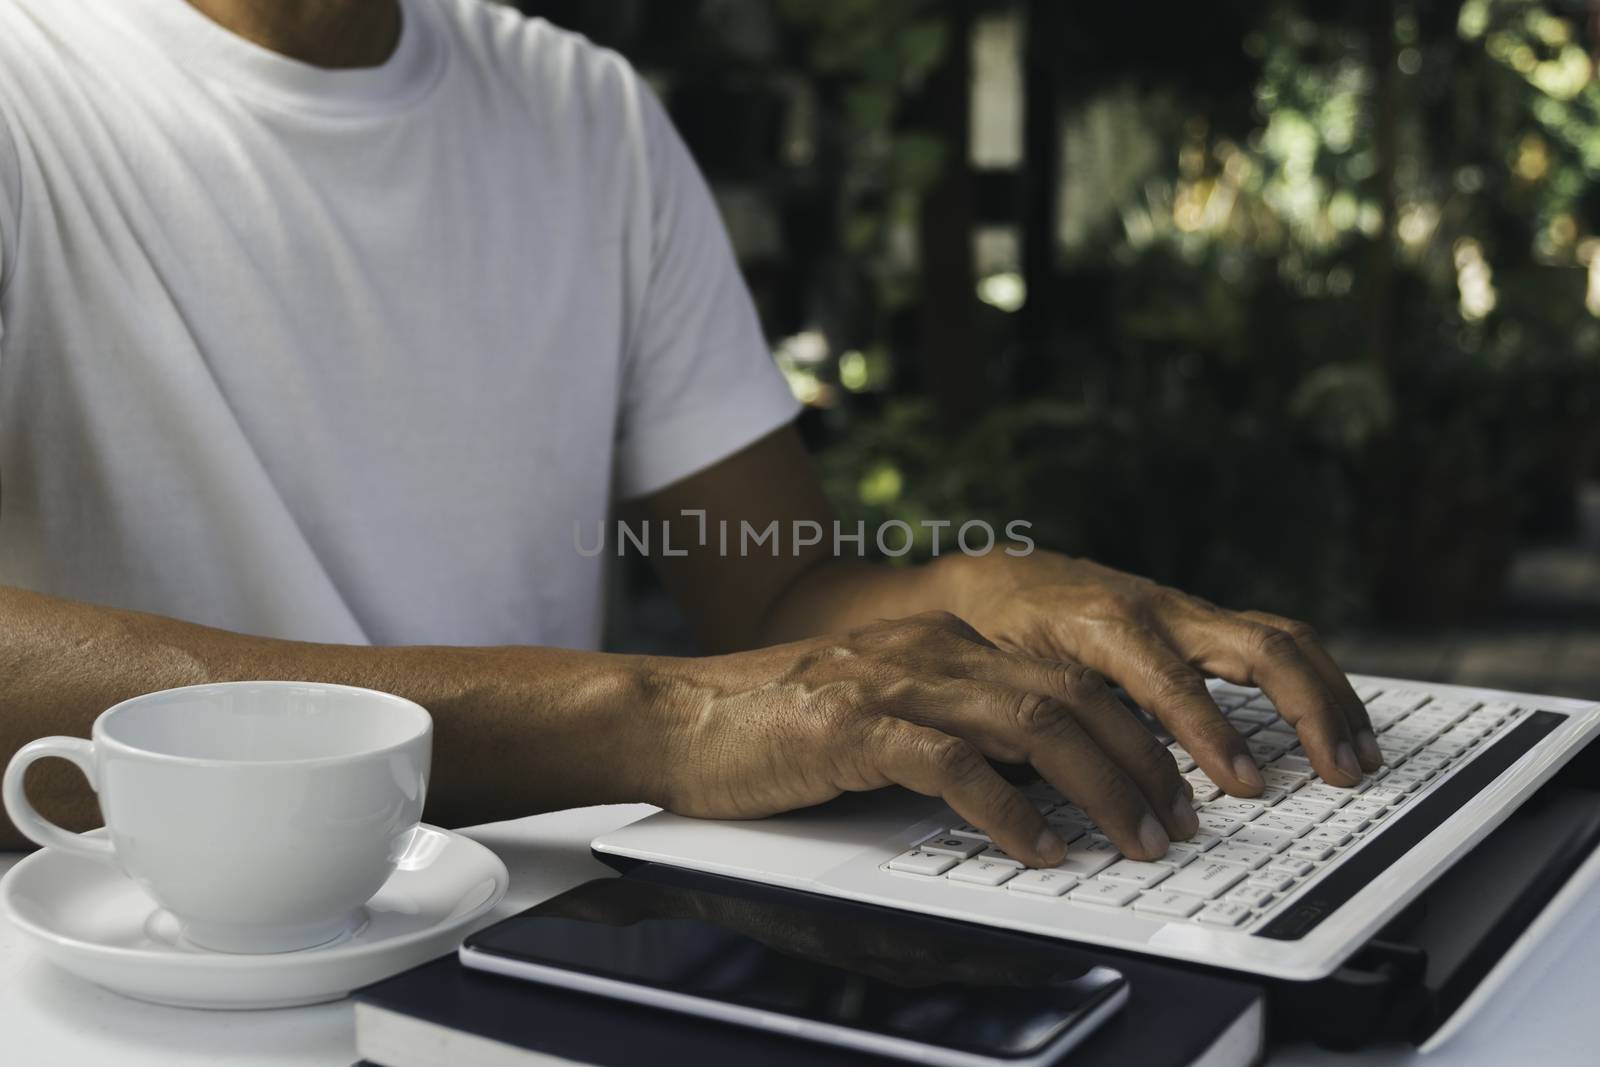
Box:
(1170, 791, 1199, 837)
(1356, 729, 1383, 768)
(1139, 813, 1170, 858)
(1232, 754, 1265, 793)
(1336, 741, 1362, 781)
(1035, 828, 1068, 866)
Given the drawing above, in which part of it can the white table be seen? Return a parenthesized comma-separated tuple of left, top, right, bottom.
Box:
(4, 804, 1596, 1066)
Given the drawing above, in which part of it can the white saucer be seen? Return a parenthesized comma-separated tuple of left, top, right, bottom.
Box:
(0, 824, 509, 1009)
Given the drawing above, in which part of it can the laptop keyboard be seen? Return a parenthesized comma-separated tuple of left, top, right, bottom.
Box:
(881, 683, 1531, 932)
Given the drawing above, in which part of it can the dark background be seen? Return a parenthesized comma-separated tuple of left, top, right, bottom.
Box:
(519, 0, 1600, 699)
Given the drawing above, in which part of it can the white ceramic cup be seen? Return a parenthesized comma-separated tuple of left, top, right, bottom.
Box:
(2, 681, 431, 953)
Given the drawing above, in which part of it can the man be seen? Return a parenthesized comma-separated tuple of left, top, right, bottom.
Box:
(0, 0, 1381, 864)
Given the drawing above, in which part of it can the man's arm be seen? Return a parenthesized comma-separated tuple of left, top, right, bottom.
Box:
(643, 425, 1382, 796)
(639, 424, 945, 653)
(0, 586, 675, 849)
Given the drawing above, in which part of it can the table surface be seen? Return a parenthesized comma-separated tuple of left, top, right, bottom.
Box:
(4, 804, 1596, 1067)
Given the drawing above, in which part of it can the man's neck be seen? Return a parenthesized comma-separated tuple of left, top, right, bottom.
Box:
(185, 0, 401, 69)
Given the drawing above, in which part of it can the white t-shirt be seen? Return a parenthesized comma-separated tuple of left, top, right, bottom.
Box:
(0, 0, 799, 648)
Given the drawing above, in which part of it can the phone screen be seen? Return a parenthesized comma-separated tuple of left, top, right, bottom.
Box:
(462, 876, 1125, 1060)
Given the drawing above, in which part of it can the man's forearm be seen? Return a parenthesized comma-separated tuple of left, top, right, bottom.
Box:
(0, 586, 672, 849)
(755, 555, 977, 645)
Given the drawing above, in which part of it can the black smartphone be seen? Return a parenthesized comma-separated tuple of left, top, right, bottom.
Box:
(460, 874, 1127, 1066)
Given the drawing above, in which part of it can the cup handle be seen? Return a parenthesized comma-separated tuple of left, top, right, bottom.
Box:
(2, 737, 116, 861)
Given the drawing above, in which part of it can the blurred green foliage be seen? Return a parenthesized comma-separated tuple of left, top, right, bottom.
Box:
(530, 0, 1600, 626)
(801, 0, 1600, 624)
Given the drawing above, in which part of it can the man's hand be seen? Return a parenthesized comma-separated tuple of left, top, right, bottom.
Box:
(942, 552, 1382, 797)
(641, 426, 1378, 861)
(647, 611, 1197, 868)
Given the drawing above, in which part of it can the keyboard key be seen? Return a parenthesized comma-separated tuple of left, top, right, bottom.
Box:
(979, 846, 1025, 868)
(1287, 841, 1336, 863)
(1386, 729, 1434, 753)
(1230, 826, 1297, 853)
(1229, 707, 1280, 726)
(1263, 767, 1312, 791)
(1043, 814, 1089, 843)
(1257, 784, 1296, 806)
(1430, 732, 1475, 757)
(1054, 838, 1120, 878)
(888, 849, 958, 876)
(1476, 701, 1520, 722)
(1268, 859, 1314, 878)
(1152, 843, 1199, 865)
(1069, 880, 1140, 907)
(1254, 813, 1314, 837)
(1369, 689, 1430, 714)
(1100, 859, 1172, 888)
(1007, 869, 1078, 897)
(950, 823, 992, 842)
(1197, 813, 1244, 837)
(1206, 798, 1271, 820)
(1273, 754, 1314, 775)
(1197, 901, 1252, 926)
(1297, 784, 1356, 807)
(918, 835, 985, 859)
(1344, 797, 1391, 816)
(1389, 766, 1436, 788)
(1249, 870, 1296, 892)
(1208, 842, 1274, 870)
(1362, 784, 1410, 806)
(1247, 736, 1296, 763)
(1305, 826, 1352, 848)
(1134, 890, 1205, 918)
(949, 859, 1019, 886)
(1370, 708, 1409, 731)
(1406, 713, 1454, 735)
(1276, 798, 1341, 822)
(1184, 831, 1226, 851)
(1226, 883, 1276, 908)
(1325, 812, 1370, 833)
(1167, 743, 1196, 773)
(1162, 861, 1248, 899)
(1379, 741, 1414, 765)
(1355, 683, 1384, 703)
(1422, 698, 1477, 723)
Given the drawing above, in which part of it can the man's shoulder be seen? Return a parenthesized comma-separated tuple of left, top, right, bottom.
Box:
(422, 0, 641, 120)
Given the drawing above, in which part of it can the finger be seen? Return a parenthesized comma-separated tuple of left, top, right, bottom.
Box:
(1239, 611, 1380, 769)
(1166, 610, 1362, 786)
(883, 678, 1171, 859)
(865, 718, 1064, 867)
(915, 659, 1203, 844)
(1055, 671, 1199, 841)
(1080, 624, 1263, 798)
(1018, 698, 1172, 860)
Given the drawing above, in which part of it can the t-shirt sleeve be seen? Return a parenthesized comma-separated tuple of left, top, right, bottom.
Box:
(611, 81, 801, 501)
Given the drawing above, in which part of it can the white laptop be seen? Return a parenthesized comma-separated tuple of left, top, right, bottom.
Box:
(593, 675, 1600, 981)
